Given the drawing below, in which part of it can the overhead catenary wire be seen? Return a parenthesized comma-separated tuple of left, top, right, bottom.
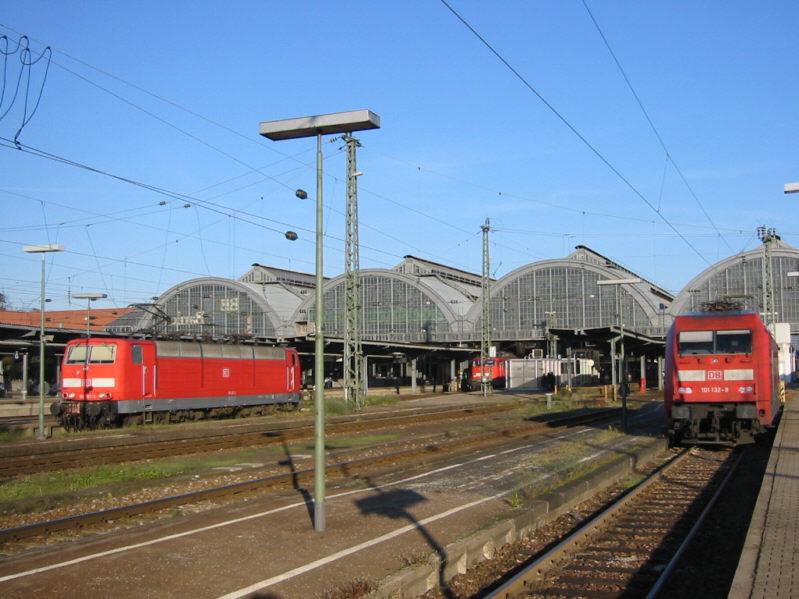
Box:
(2, 27, 478, 264)
(1, 189, 314, 272)
(579, 0, 735, 254)
(84, 225, 115, 303)
(0, 137, 459, 270)
(374, 150, 748, 234)
(438, 0, 711, 266)
(0, 141, 406, 281)
(1, 23, 698, 278)
(0, 26, 546, 270)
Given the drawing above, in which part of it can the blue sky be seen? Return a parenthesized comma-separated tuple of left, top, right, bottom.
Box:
(1, 1, 797, 311)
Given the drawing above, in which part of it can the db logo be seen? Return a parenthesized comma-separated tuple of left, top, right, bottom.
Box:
(707, 370, 722, 380)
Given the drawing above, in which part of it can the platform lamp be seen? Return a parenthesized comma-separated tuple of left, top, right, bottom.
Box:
(73, 292, 108, 339)
(784, 182, 799, 194)
(259, 110, 381, 533)
(597, 278, 641, 433)
(23, 243, 65, 440)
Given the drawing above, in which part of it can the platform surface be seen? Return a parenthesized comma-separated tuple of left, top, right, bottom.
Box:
(730, 397, 799, 599)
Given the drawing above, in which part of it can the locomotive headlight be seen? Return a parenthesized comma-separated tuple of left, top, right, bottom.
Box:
(738, 386, 753, 393)
(68, 392, 76, 399)
(677, 387, 693, 394)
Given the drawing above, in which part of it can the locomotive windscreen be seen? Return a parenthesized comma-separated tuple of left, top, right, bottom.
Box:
(678, 329, 751, 355)
(66, 344, 117, 364)
(715, 330, 752, 354)
(678, 331, 713, 355)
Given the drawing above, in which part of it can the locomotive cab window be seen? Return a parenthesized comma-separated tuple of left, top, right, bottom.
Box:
(66, 344, 116, 364)
(715, 330, 751, 354)
(132, 345, 143, 364)
(66, 345, 88, 364)
(678, 329, 752, 355)
(678, 331, 714, 355)
(88, 344, 116, 364)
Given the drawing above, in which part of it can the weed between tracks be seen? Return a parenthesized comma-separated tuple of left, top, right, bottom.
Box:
(0, 445, 287, 513)
(502, 429, 645, 508)
(0, 427, 406, 518)
(321, 578, 375, 599)
(0, 430, 25, 443)
(319, 394, 401, 416)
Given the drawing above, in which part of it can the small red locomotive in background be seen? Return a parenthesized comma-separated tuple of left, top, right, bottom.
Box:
(664, 311, 780, 444)
(52, 338, 301, 428)
(468, 356, 508, 391)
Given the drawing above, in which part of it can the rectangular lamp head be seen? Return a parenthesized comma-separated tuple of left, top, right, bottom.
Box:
(260, 109, 380, 141)
(73, 293, 108, 300)
(785, 182, 799, 194)
(23, 244, 65, 254)
(597, 278, 642, 286)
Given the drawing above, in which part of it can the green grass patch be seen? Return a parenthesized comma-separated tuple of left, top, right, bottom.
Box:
(0, 444, 294, 514)
(364, 394, 401, 408)
(620, 474, 646, 490)
(298, 432, 398, 451)
(314, 393, 401, 417)
(0, 462, 193, 506)
(0, 430, 25, 444)
(508, 429, 641, 502)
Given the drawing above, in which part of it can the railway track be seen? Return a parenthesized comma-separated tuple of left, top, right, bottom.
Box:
(486, 445, 741, 599)
(0, 407, 624, 545)
(0, 403, 527, 478)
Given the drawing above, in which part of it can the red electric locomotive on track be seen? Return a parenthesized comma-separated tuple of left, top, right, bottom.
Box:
(664, 311, 780, 444)
(468, 356, 508, 391)
(52, 338, 301, 428)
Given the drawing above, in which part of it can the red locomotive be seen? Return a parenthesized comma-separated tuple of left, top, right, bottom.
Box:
(664, 311, 780, 444)
(52, 338, 301, 428)
(468, 356, 508, 391)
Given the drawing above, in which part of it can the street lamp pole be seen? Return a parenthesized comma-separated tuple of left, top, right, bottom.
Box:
(260, 110, 380, 533)
(598, 278, 641, 433)
(23, 244, 65, 440)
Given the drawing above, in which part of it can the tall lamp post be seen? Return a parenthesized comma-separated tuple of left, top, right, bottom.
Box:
(598, 278, 641, 433)
(259, 109, 380, 533)
(23, 243, 65, 440)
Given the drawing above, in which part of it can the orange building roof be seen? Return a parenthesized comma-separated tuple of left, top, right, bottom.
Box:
(0, 308, 134, 332)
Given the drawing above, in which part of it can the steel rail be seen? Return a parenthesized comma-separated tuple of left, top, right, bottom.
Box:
(0, 407, 623, 545)
(486, 446, 743, 599)
(486, 448, 692, 599)
(0, 403, 511, 458)
(0, 404, 619, 479)
(0, 404, 517, 478)
(645, 449, 745, 598)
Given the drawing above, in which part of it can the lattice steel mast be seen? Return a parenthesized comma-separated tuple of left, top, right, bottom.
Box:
(343, 134, 364, 409)
(758, 225, 778, 328)
(481, 218, 491, 397)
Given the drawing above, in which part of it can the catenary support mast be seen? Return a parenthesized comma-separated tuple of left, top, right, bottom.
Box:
(481, 218, 491, 397)
(343, 135, 364, 409)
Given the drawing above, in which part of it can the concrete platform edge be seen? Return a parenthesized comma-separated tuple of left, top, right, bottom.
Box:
(728, 407, 787, 599)
(368, 437, 667, 599)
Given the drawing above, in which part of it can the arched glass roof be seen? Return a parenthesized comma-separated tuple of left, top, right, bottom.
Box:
(671, 239, 799, 331)
(292, 270, 461, 343)
(467, 247, 671, 339)
(147, 277, 301, 339)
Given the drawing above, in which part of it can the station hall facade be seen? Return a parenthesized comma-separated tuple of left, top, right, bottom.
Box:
(86, 241, 770, 389)
(3, 238, 798, 392)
